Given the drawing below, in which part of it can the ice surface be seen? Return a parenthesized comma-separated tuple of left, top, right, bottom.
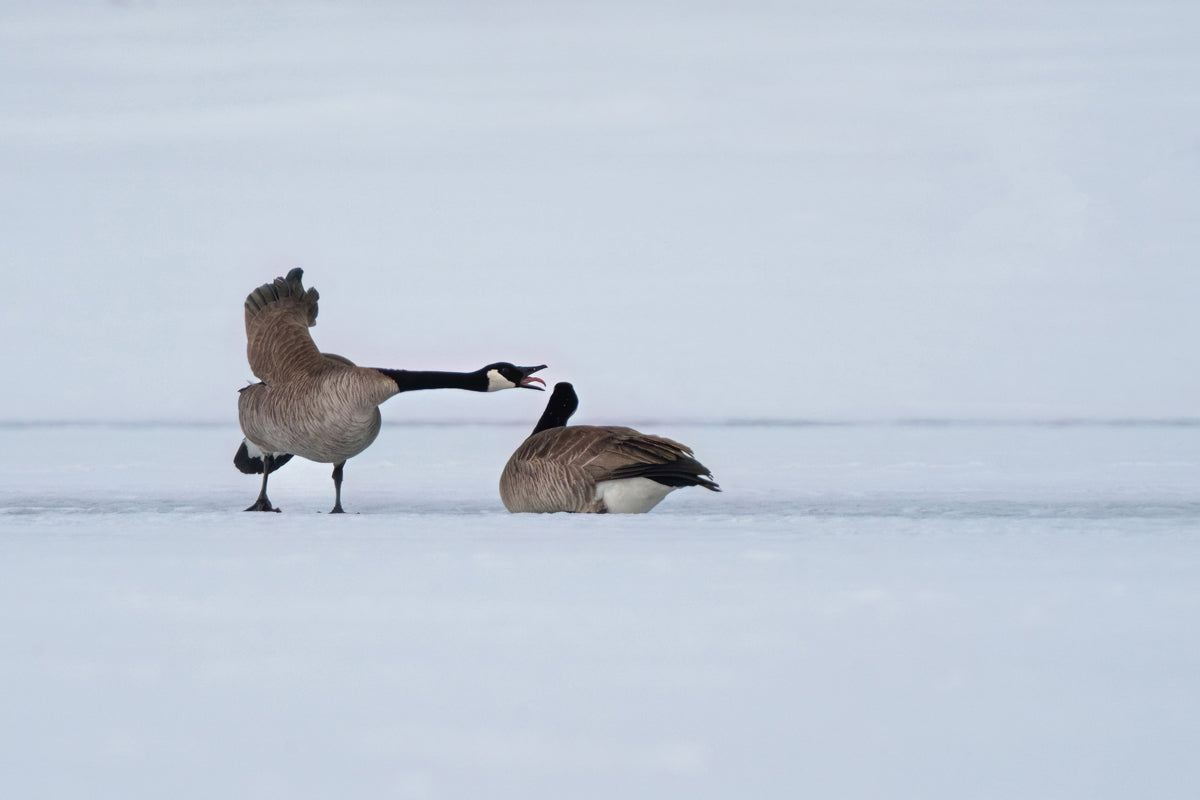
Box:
(2, 423, 1198, 799)
(2, 1, 1198, 795)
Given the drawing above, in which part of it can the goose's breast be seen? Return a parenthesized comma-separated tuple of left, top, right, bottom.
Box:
(238, 380, 382, 463)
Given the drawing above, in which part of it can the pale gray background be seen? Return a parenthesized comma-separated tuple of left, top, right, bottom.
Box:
(3, 0, 1197, 422)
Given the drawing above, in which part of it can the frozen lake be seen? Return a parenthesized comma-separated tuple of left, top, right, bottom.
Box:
(3, 0, 1196, 795)
(2, 421, 1198, 798)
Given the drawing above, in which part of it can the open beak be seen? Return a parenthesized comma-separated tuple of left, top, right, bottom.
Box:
(518, 364, 547, 390)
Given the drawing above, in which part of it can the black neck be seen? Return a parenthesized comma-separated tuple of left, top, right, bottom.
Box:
(376, 368, 485, 393)
(532, 384, 578, 434)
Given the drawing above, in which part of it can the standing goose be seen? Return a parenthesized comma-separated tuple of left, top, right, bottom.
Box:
(235, 268, 546, 513)
(499, 382, 720, 513)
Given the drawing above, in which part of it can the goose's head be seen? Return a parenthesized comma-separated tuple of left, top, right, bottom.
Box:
(483, 363, 547, 392)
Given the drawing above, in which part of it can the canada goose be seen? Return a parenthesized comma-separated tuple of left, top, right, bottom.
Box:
(235, 268, 546, 513)
(499, 382, 720, 513)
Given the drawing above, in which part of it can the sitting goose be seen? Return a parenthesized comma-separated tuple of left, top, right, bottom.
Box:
(499, 382, 720, 513)
(235, 268, 546, 513)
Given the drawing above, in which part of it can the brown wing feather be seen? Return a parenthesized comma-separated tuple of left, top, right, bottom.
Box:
(244, 269, 327, 384)
(510, 426, 695, 483)
(499, 458, 605, 513)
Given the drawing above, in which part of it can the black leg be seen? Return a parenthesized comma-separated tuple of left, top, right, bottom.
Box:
(245, 453, 281, 512)
(330, 461, 346, 514)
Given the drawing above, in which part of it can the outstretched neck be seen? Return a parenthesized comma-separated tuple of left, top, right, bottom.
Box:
(376, 368, 485, 394)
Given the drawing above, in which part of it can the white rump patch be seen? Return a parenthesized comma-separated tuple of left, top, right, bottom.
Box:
(242, 439, 265, 459)
(485, 369, 514, 392)
(594, 477, 676, 514)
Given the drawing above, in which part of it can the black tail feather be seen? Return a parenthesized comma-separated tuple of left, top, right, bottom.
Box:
(608, 457, 721, 492)
(234, 440, 294, 475)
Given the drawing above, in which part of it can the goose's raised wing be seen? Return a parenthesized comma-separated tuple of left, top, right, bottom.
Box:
(244, 268, 326, 384)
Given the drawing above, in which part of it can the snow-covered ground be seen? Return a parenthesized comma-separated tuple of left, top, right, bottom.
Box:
(2, 422, 1198, 799)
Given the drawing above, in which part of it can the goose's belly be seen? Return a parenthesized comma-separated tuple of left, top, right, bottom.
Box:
(238, 385, 382, 464)
(594, 477, 675, 513)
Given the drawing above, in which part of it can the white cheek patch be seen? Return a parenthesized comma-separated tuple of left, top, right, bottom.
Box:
(485, 369, 514, 392)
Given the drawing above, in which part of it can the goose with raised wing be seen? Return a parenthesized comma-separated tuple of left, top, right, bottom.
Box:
(234, 268, 546, 513)
(499, 382, 719, 513)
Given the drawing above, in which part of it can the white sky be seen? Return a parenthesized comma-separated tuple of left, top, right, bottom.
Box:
(2, 0, 1197, 422)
